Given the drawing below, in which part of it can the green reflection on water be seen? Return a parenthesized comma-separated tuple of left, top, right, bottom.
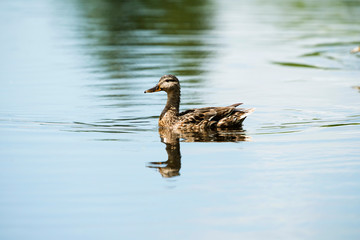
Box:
(70, 0, 216, 109)
(74, 0, 214, 77)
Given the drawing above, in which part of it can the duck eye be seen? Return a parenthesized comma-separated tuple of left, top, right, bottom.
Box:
(165, 79, 175, 82)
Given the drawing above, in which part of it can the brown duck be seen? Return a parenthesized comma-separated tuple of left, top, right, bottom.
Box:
(144, 75, 254, 130)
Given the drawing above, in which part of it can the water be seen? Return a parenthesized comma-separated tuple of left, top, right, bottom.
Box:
(1, 0, 360, 239)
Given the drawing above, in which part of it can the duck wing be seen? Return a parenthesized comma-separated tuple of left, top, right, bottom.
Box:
(178, 103, 253, 129)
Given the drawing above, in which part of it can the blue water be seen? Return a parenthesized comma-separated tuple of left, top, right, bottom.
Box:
(1, 0, 360, 239)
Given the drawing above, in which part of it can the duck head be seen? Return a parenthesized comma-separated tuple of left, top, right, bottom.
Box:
(144, 75, 180, 93)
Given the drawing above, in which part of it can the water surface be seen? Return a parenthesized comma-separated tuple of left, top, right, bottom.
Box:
(1, 0, 360, 239)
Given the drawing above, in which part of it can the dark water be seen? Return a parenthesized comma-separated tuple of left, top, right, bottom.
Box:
(1, 0, 360, 239)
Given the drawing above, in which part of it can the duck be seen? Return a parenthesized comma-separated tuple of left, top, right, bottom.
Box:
(351, 45, 360, 54)
(144, 75, 254, 130)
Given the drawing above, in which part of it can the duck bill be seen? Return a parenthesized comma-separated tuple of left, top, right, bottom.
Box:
(144, 84, 161, 93)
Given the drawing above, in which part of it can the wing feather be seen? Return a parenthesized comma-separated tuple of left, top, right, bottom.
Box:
(177, 104, 254, 129)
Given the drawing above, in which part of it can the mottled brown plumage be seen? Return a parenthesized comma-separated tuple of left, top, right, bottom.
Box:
(145, 75, 254, 130)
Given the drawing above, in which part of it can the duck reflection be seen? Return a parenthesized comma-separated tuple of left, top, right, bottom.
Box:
(147, 128, 250, 178)
(147, 137, 181, 178)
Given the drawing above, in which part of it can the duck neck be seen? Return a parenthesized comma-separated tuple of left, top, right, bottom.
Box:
(160, 89, 180, 119)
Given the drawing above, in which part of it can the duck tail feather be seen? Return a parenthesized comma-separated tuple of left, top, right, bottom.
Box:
(228, 103, 243, 108)
(243, 108, 255, 117)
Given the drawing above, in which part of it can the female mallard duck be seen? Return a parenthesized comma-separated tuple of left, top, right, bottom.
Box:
(145, 75, 254, 130)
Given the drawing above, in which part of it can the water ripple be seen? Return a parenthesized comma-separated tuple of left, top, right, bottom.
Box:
(271, 61, 340, 70)
(258, 113, 360, 135)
